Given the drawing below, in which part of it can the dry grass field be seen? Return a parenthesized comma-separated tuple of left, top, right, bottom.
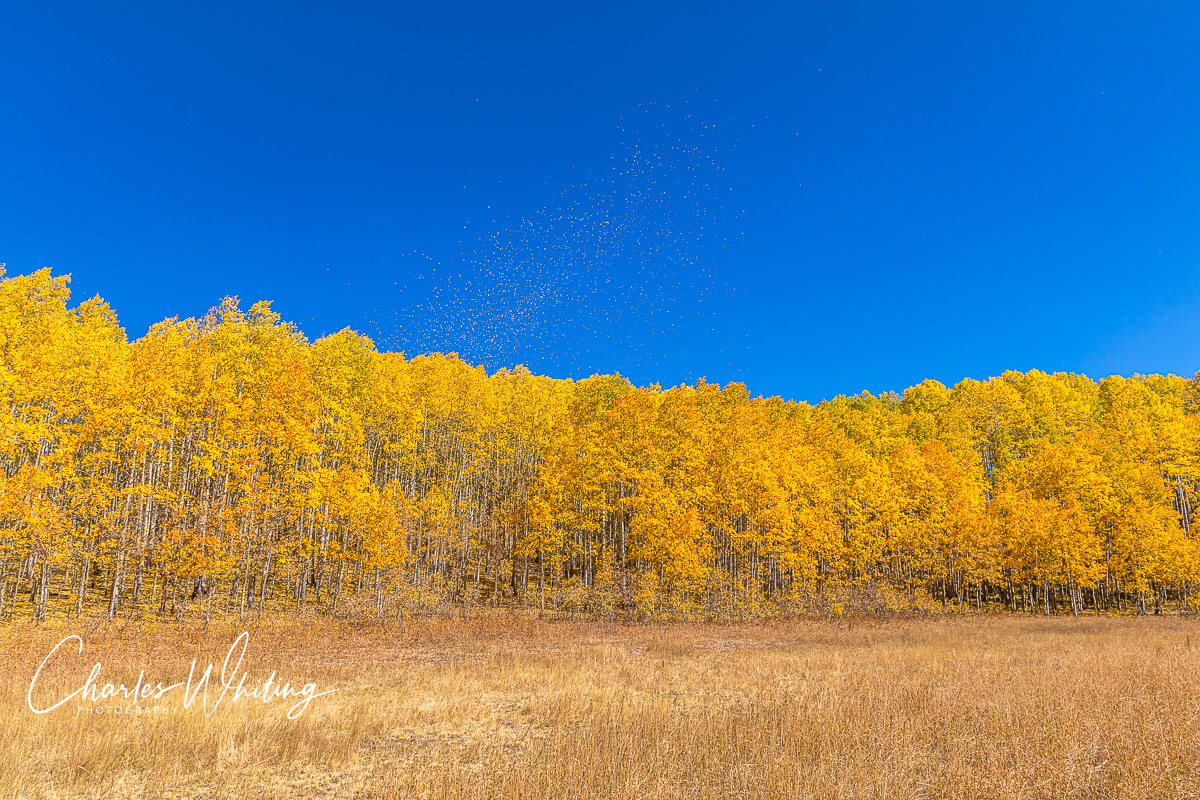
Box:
(1, 613, 1199, 799)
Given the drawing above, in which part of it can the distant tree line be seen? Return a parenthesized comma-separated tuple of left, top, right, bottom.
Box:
(1, 267, 1198, 622)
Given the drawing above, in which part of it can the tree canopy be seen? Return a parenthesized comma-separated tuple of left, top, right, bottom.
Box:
(2, 268, 1198, 621)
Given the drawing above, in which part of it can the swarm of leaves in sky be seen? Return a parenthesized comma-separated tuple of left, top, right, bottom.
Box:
(371, 101, 737, 376)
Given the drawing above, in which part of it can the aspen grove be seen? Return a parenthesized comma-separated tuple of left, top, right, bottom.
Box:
(3, 267, 1199, 622)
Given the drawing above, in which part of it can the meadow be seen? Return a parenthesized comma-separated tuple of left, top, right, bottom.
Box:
(3, 613, 1199, 800)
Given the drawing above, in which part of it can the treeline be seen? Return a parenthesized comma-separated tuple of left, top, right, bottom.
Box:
(1, 267, 1198, 622)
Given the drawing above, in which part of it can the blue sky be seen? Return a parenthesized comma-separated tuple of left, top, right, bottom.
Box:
(2, 1, 1197, 403)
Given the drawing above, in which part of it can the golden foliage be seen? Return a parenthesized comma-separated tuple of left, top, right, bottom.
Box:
(2, 268, 1199, 620)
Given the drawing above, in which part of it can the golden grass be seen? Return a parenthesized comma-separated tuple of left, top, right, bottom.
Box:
(1, 614, 1198, 799)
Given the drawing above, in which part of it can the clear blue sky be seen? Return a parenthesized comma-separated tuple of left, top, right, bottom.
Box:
(2, 1, 1197, 403)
